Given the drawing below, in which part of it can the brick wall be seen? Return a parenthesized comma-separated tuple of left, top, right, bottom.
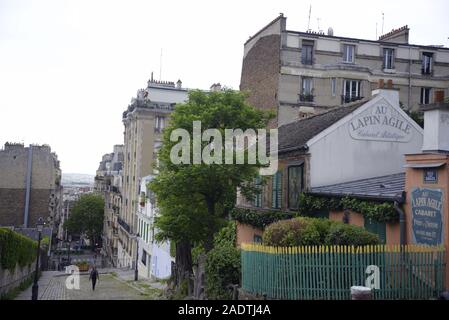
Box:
(240, 34, 281, 128)
(0, 189, 26, 226)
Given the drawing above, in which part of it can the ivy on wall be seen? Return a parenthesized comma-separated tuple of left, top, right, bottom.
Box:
(231, 193, 398, 229)
(0, 228, 37, 271)
(230, 208, 293, 229)
(298, 193, 398, 223)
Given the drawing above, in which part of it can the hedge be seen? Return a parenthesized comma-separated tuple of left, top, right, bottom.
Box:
(0, 228, 38, 271)
(263, 217, 380, 247)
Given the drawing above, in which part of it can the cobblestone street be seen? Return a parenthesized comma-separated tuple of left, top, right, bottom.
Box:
(15, 270, 165, 300)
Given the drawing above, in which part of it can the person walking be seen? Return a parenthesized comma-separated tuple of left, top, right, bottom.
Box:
(89, 265, 99, 291)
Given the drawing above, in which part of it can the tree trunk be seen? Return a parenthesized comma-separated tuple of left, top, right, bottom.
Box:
(204, 199, 216, 252)
(175, 240, 193, 294)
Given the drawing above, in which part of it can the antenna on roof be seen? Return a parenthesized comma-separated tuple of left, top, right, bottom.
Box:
(382, 12, 385, 35)
(159, 48, 163, 81)
(317, 18, 321, 32)
(376, 22, 378, 40)
(307, 4, 312, 32)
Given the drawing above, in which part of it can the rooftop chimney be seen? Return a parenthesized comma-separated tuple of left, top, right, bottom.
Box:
(421, 91, 449, 153)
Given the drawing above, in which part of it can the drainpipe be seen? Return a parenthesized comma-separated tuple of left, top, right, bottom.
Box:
(24, 145, 33, 228)
(394, 201, 406, 246)
(408, 47, 412, 109)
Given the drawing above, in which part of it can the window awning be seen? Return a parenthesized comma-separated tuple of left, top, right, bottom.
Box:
(403, 162, 446, 169)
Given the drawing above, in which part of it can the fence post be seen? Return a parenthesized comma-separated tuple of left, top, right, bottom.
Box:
(350, 286, 372, 300)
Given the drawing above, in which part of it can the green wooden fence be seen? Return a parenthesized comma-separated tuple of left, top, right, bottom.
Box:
(241, 243, 446, 300)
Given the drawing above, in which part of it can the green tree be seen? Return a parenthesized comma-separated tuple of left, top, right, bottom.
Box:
(150, 89, 272, 290)
(64, 194, 104, 250)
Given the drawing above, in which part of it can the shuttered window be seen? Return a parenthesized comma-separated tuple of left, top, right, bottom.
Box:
(272, 171, 282, 209)
(254, 176, 262, 208)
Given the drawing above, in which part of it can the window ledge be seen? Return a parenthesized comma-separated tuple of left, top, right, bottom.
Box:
(383, 68, 396, 74)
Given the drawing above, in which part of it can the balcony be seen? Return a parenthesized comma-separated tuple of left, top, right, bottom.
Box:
(117, 217, 131, 234)
(341, 95, 364, 104)
(299, 94, 314, 103)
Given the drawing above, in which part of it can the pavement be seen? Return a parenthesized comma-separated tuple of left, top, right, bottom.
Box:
(14, 269, 167, 300)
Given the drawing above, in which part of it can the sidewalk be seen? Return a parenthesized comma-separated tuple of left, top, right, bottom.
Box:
(15, 271, 67, 300)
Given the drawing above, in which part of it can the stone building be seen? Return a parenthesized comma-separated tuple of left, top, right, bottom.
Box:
(0, 143, 62, 236)
(241, 14, 449, 127)
(118, 77, 188, 269)
(94, 145, 124, 267)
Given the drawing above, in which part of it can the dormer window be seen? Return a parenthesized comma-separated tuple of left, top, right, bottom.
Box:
(383, 48, 395, 70)
(343, 45, 355, 63)
(422, 52, 433, 75)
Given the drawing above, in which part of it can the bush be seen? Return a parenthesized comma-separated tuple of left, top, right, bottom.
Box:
(262, 217, 380, 247)
(205, 222, 241, 299)
(325, 222, 380, 246)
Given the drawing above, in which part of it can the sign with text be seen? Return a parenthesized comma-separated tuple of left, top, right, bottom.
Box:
(411, 188, 444, 245)
(423, 169, 438, 184)
(349, 102, 413, 142)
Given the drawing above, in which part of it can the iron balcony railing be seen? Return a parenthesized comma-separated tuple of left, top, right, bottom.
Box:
(117, 217, 131, 234)
(299, 94, 314, 103)
(341, 95, 364, 104)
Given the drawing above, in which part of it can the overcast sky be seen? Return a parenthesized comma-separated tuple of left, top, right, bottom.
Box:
(1, 0, 448, 174)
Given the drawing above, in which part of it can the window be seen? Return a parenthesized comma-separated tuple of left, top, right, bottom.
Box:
(342, 79, 362, 103)
(421, 88, 431, 104)
(253, 176, 262, 208)
(141, 249, 147, 265)
(155, 116, 165, 132)
(253, 235, 263, 243)
(331, 78, 337, 96)
(301, 41, 314, 65)
(343, 44, 355, 63)
(383, 48, 395, 69)
(364, 218, 386, 244)
(272, 171, 282, 209)
(422, 52, 433, 75)
(288, 165, 304, 210)
(300, 78, 314, 102)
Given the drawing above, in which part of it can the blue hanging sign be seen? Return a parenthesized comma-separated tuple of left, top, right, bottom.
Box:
(411, 188, 444, 245)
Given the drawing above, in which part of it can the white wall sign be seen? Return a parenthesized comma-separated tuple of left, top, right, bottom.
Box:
(348, 103, 413, 142)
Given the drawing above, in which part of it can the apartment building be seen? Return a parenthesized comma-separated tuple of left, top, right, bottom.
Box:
(118, 78, 188, 268)
(241, 14, 449, 127)
(95, 145, 124, 267)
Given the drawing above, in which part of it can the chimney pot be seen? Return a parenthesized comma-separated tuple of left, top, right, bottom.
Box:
(378, 79, 385, 89)
(434, 90, 445, 103)
(387, 80, 393, 89)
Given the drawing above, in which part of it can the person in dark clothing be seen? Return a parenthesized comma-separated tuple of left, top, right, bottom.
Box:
(89, 265, 99, 290)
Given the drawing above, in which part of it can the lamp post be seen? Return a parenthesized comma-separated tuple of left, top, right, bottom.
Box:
(31, 217, 44, 300)
(134, 233, 140, 281)
(67, 235, 72, 265)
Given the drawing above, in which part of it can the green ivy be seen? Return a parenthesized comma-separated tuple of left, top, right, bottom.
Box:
(299, 193, 398, 223)
(230, 208, 293, 229)
(0, 228, 37, 271)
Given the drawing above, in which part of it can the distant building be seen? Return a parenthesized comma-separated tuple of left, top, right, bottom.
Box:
(95, 145, 124, 267)
(0, 143, 62, 237)
(241, 14, 449, 127)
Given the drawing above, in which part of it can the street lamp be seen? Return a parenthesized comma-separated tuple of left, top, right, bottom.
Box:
(31, 217, 44, 300)
(67, 235, 72, 265)
(134, 233, 140, 281)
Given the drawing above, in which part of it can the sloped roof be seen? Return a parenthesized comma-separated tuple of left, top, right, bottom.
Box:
(278, 103, 364, 153)
(309, 172, 406, 202)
